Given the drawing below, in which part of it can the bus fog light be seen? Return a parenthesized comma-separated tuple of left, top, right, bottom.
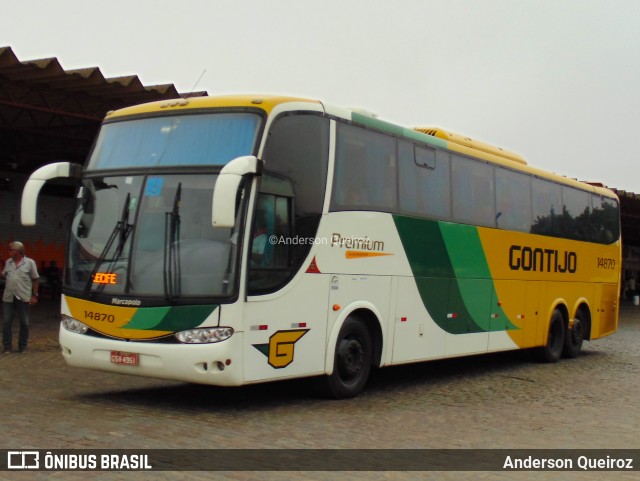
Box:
(61, 315, 89, 334)
(175, 327, 234, 344)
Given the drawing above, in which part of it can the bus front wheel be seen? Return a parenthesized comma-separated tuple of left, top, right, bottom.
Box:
(324, 316, 372, 399)
(533, 309, 565, 363)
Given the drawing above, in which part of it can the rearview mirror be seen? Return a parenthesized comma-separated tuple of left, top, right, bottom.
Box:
(212, 156, 261, 228)
(21, 162, 82, 226)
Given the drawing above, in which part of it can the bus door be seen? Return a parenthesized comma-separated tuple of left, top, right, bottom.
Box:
(242, 181, 327, 383)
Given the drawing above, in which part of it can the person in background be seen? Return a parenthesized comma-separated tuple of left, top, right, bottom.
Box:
(45, 260, 62, 297)
(2, 241, 39, 354)
(628, 276, 637, 299)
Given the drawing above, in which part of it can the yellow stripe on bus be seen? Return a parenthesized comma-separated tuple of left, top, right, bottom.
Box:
(345, 251, 394, 259)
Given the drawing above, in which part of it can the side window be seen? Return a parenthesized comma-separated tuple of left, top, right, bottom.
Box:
(531, 178, 563, 237)
(248, 187, 294, 292)
(591, 195, 619, 244)
(249, 114, 329, 295)
(562, 187, 590, 241)
(398, 141, 451, 219)
(531, 179, 619, 244)
(451, 155, 495, 227)
(331, 123, 397, 212)
(495, 167, 532, 232)
(251, 192, 291, 269)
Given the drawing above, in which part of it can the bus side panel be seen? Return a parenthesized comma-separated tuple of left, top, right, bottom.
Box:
(392, 277, 503, 364)
(444, 278, 490, 357)
(392, 276, 446, 363)
(523, 281, 543, 348)
(479, 226, 620, 348)
(494, 279, 543, 350)
(592, 283, 619, 339)
(242, 274, 330, 383)
(489, 280, 526, 351)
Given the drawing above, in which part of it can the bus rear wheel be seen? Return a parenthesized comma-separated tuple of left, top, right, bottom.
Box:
(324, 316, 372, 399)
(563, 309, 585, 358)
(533, 309, 565, 363)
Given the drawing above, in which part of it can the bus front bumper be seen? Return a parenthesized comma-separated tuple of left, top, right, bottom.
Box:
(59, 324, 244, 386)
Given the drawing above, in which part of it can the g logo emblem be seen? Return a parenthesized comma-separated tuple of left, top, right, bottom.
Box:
(253, 329, 309, 369)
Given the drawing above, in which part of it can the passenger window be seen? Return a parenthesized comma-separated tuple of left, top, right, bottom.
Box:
(398, 141, 450, 219)
(531, 178, 563, 237)
(495, 167, 532, 232)
(415, 145, 436, 169)
(591, 195, 619, 244)
(562, 187, 590, 241)
(331, 123, 397, 212)
(451, 155, 495, 227)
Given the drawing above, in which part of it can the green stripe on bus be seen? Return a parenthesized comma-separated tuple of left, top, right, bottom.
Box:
(393, 215, 517, 333)
(351, 113, 405, 136)
(124, 305, 218, 331)
(439, 223, 517, 331)
(351, 113, 448, 149)
(124, 306, 171, 330)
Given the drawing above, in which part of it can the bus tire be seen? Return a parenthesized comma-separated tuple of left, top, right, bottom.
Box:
(563, 309, 585, 358)
(324, 316, 372, 399)
(533, 309, 565, 363)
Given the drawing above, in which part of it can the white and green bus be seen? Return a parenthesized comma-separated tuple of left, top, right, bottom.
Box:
(22, 95, 621, 398)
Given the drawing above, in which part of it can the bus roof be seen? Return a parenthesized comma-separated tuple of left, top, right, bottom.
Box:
(104, 93, 617, 201)
(415, 127, 527, 165)
(105, 94, 322, 119)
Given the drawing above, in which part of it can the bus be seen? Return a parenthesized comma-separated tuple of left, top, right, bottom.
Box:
(21, 94, 621, 398)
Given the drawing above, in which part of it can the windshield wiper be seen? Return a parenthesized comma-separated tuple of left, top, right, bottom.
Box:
(163, 183, 182, 300)
(222, 184, 245, 294)
(84, 193, 133, 296)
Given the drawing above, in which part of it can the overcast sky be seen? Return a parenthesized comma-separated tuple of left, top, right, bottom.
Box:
(2, 0, 639, 191)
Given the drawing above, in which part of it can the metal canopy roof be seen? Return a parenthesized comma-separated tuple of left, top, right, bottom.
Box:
(0, 46, 206, 174)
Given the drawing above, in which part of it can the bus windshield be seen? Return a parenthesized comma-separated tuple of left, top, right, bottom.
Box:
(67, 173, 244, 299)
(87, 112, 262, 170)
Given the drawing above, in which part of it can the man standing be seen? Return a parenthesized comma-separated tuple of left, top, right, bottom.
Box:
(2, 241, 39, 353)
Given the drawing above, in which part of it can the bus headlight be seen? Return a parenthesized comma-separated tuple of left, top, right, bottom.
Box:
(61, 315, 89, 334)
(175, 327, 234, 344)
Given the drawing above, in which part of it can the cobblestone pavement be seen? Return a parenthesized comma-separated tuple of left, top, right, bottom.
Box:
(1, 299, 639, 481)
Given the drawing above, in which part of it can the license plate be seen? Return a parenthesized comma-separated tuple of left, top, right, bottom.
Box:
(110, 351, 139, 366)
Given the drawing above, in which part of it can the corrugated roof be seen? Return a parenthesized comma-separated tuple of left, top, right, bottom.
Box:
(0, 46, 207, 173)
(0, 46, 206, 105)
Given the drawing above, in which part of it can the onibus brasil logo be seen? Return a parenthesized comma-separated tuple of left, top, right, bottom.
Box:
(253, 329, 309, 368)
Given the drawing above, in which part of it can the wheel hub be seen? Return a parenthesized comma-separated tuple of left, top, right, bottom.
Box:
(338, 339, 364, 379)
